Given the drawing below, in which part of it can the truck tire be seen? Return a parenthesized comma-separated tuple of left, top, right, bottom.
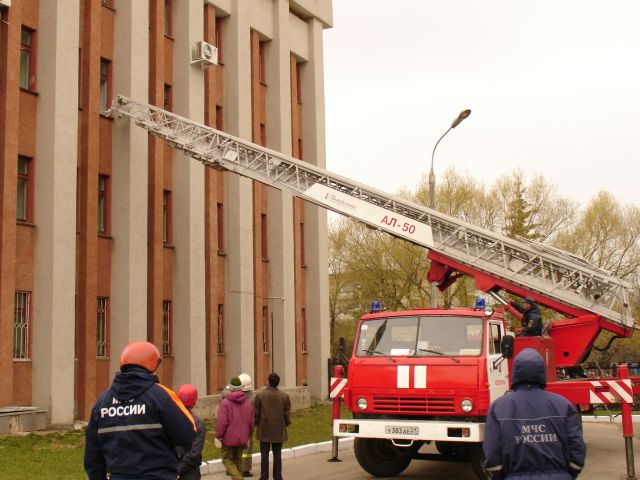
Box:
(469, 443, 491, 480)
(354, 438, 412, 477)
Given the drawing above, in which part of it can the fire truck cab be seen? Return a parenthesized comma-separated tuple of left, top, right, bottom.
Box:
(334, 302, 525, 479)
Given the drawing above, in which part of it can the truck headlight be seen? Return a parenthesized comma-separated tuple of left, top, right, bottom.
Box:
(356, 397, 368, 410)
(461, 399, 473, 412)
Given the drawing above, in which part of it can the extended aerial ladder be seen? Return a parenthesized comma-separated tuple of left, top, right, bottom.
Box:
(108, 96, 636, 361)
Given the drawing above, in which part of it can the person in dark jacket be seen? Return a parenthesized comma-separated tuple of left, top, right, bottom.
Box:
(84, 341, 197, 480)
(510, 297, 543, 336)
(216, 377, 255, 480)
(254, 372, 291, 480)
(177, 384, 206, 479)
(483, 348, 586, 479)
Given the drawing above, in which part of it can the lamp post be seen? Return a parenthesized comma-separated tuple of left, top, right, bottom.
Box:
(428, 109, 471, 308)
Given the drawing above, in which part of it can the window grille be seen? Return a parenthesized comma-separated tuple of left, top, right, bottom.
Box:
(97, 297, 108, 357)
(13, 292, 31, 359)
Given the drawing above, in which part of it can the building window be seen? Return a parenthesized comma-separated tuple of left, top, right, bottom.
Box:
(164, 0, 173, 37)
(78, 49, 83, 108)
(259, 123, 266, 147)
(296, 62, 303, 104)
(17, 156, 33, 223)
(261, 213, 268, 260)
(258, 41, 266, 83)
(217, 304, 224, 354)
(162, 300, 172, 355)
(297, 138, 303, 160)
(300, 221, 305, 266)
(98, 174, 109, 234)
(262, 306, 270, 352)
(163, 190, 172, 245)
(20, 27, 36, 91)
(215, 105, 223, 131)
(216, 202, 224, 253)
(215, 17, 223, 62)
(97, 297, 109, 357)
(99, 58, 112, 112)
(163, 84, 172, 112)
(14, 292, 31, 360)
(301, 308, 307, 352)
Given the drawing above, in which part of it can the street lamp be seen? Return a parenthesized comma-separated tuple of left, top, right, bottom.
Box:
(428, 109, 471, 307)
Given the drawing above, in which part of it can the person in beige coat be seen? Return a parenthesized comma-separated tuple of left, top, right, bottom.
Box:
(254, 373, 291, 480)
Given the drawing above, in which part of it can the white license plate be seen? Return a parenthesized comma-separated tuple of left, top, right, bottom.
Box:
(384, 425, 419, 435)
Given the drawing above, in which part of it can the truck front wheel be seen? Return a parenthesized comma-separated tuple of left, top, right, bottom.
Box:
(354, 438, 412, 477)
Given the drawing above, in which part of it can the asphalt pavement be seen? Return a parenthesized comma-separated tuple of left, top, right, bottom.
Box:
(202, 421, 640, 480)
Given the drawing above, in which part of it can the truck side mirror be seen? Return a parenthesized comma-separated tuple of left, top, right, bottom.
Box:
(501, 335, 514, 359)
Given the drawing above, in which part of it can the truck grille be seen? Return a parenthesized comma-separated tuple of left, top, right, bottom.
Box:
(372, 396, 456, 413)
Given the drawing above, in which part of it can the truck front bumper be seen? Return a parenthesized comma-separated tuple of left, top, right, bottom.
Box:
(333, 418, 485, 443)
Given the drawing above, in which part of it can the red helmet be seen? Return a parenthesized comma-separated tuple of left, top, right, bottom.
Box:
(120, 341, 161, 372)
(177, 384, 198, 407)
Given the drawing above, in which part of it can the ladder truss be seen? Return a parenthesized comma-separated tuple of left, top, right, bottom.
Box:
(108, 95, 635, 331)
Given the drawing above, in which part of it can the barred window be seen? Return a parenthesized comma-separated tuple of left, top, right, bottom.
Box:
(14, 292, 31, 359)
(97, 297, 108, 357)
(162, 300, 172, 355)
(217, 304, 224, 354)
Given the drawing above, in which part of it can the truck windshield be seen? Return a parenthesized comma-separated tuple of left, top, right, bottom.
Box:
(356, 315, 483, 357)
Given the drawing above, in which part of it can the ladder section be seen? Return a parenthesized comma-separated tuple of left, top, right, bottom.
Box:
(108, 95, 635, 330)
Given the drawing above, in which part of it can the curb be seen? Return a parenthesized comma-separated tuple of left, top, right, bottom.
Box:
(200, 438, 354, 475)
(582, 414, 640, 424)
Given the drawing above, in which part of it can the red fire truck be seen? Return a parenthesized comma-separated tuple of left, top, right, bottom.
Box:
(108, 96, 639, 480)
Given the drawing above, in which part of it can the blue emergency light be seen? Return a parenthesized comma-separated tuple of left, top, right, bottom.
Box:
(370, 300, 381, 313)
(474, 298, 486, 310)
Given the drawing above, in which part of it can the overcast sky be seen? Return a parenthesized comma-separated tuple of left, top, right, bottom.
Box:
(322, 1, 640, 207)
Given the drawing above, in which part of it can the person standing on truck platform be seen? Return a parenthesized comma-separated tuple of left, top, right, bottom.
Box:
(84, 341, 198, 480)
(510, 296, 543, 336)
(483, 348, 586, 479)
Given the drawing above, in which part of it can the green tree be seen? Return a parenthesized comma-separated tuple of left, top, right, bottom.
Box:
(553, 192, 640, 364)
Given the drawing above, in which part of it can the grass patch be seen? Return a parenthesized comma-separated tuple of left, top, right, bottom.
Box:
(0, 402, 345, 480)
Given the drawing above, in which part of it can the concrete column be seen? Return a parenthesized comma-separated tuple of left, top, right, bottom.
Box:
(301, 18, 330, 399)
(171, 0, 206, 390)
(265, 0, 296, 387)
(267, 190, 297, 386)
(32, 0, 79, 425)
(223, 0, 255, 380)
(110, 0, 149, 374)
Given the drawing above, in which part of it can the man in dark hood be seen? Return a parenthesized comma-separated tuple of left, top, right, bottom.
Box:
(483, 348, 586, 479)
(84, 341, 197, 480)
(510, 297, 543, 336)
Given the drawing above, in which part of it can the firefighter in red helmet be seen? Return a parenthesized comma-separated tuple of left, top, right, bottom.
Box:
(84, 341, 197, 480)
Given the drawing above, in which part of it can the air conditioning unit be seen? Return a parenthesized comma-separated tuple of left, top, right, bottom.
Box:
(0, 0, 11, 7)
(191, 41, 218, 68)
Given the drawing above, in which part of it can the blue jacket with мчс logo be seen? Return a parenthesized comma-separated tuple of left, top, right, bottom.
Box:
(483, 348, 586, 480)
(84, 365, 197, 480)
